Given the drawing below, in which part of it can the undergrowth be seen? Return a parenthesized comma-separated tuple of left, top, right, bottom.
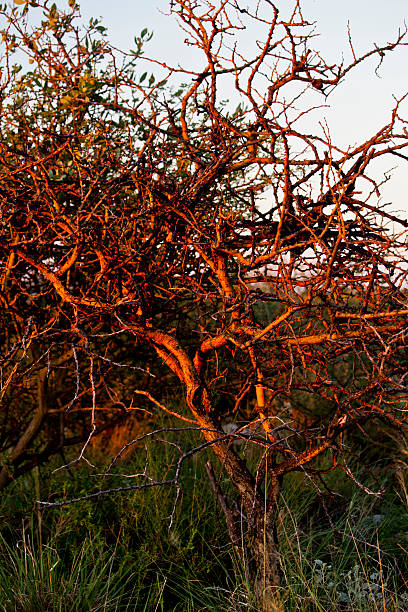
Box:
(0, 429, 407, 611)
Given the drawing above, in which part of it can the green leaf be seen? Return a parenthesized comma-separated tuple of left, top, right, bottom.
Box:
(139, 72, 147, 83)
(141, 28, 147, 38)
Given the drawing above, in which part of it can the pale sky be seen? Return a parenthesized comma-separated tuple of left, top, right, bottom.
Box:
(46, 1, 408, 216)
(76, 0, 408, 216)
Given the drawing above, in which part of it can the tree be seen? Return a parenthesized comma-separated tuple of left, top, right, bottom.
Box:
(1, 0, 407, 608)
(0, 0, 159, 488)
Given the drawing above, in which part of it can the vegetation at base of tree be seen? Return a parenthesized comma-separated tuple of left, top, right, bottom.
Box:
(0, 423, 407, 611)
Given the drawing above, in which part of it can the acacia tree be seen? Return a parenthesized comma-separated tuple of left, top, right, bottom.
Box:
(1, 0, 408, 607)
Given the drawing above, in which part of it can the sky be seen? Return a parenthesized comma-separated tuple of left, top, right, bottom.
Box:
(75, 0, 408, 216)
(29, 1, 408, 215)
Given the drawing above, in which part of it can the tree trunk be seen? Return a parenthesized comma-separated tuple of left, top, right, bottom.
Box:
(147, 331, 283, 609)
(205, 443, 282, 611)
(185, 385, 283, 610)
(207, 468, 282, 610)
(249, 479, 282, 612)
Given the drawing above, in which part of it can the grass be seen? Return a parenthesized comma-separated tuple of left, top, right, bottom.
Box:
(278, 482, 408, 611)
(0, 530, 138, 611)
(0, 430, 407, 611)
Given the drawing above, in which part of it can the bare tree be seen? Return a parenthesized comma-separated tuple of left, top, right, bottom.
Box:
(1, 1, 408, 607)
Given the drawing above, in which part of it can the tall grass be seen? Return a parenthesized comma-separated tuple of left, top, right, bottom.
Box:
(0, 431, 407, 611)
(0, 529, 139, 612)
(278, 484, 408, 610)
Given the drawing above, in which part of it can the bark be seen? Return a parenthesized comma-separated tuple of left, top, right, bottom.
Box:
(189, 387, 282, 610)
(206, 454, 282, 610)
(250, 478, 282, 611)
(206, 460, 246, 563)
